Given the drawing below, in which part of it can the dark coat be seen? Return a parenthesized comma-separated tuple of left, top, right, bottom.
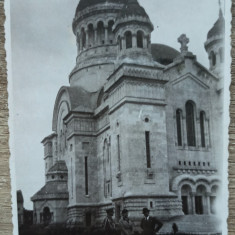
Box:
(102, 216, 118, 235)
(140, 217, 163, 235)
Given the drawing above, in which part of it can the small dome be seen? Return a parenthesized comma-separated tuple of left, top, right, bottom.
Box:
(48, 161, 68, 173)
(76, 0, 126, 13)
(151, 44, 180, 65)
(207, 9, 225, 39)
(119, 0, 149, 18)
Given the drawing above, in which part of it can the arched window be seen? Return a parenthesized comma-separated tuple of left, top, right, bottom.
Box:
(81, 28, 86, 49)
(210, 51, 216, 66)
(43, 207, 52, 225)
(108, 20, 114, 44)
(97, 21, 105, 45)
(176, 109, 183, 146)
(125, 31, 132, 49)
(219, 47, 224, 63)
(195, 185, 207, 215)
(200, 111, 206, 147)
(87, 24, 94, 47)
(181, 185, 192, 215)
(137, 31, 144, 48)
(186, 101, 196, 147)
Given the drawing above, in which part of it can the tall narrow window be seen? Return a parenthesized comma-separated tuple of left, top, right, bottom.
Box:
(176, 109, 182, 146)
(125, 31, 132, 49)
(200, 112, 206, 147)
(137, 31, 143, 48)
(145, 131, 151, 168)
(182, 196, 189, 214)
(117, 135, 121, 171)
(85, 157, 88, 195)
(88, 24, 94, 47)
(118, 36, 122, 51)
(186, 101, 196, 147)
(210, 51, 216, 66)
(195, 196, 203, 215)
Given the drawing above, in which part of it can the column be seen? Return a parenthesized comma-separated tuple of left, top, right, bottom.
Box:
(143, 36, 148, 49)
(105, 26, 108, 44)
(182, 115, 187, 148)
(80, 35, 83, 51)
(77, 37, 80, 53)
(132, 34, 137, 48)
(94, 28, 97, 45)
(190, 192, 196, 214)
(122, 37, 126, 50)
(206, 193, 211, 215)
(195, 116, 200, 149)
(205, 118, 211, 148)
(85, 29, 89, 48)
(196, 117, 201, 148)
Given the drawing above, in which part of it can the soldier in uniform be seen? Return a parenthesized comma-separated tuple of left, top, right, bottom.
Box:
(102, 208, 117, 235)
(119, 209, 134, 235)
(140, 208, 163, 235)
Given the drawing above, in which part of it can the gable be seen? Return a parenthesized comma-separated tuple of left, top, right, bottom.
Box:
(170, 73, 210, 90)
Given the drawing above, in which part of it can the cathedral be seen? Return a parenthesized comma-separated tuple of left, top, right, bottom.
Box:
(31, 0, 225, 233)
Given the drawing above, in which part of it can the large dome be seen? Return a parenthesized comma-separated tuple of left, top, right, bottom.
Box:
(76, 0, 126, 13)
(119, 0, 149, 18)
(207, 9, 225, 39)
(151, 44, 180, 65)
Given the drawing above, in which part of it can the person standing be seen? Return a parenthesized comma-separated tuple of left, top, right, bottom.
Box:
(140, 208, 163, 235)
(119, 209, 134, 235)
(102, 208, 117, 235)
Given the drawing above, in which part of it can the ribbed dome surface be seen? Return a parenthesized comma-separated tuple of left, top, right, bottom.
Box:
(151, 44, 180, 65)
(119, 0, 149, 18)
(76, 0, 126, 13)
(207, 10, 225, 39)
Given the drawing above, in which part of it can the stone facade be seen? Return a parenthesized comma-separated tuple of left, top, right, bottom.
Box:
(32, 0, 225, 233)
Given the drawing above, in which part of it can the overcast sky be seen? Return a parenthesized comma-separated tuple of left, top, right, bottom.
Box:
(10, 0, 223, 209)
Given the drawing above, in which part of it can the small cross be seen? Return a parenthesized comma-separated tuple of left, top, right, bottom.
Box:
(178, 34, 189, 54)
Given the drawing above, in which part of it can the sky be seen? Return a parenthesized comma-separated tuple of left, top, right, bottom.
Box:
(10, 0, 223, 210)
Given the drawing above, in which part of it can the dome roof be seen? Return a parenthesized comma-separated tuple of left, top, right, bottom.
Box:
(119, 0, 149, 18)
(48, 161, 68, 173)
(76, 0, 126, 13)
(207, 9, 225, 39)
(31, 181, 69, 201)
(151, 43, 180, 65)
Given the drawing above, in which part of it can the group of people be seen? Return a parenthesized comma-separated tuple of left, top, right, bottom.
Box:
(102, 207, 165, 235)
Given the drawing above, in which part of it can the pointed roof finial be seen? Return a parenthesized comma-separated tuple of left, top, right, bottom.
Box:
(219, 0, 223, 17)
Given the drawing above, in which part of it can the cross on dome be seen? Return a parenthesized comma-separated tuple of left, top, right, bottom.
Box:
(218, 0, 223, 18)
(178, 34, 189, 54)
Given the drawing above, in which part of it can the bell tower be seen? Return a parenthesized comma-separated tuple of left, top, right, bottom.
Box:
(113, 0, 154, 64)
(204, 0, 225, 78)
